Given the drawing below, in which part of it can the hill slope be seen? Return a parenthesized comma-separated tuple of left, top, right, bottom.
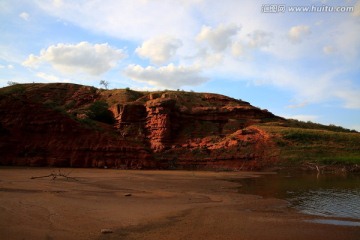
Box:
(0, 83, 359, 171)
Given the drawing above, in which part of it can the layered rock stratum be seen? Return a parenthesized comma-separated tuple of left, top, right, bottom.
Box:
(1, 83, 357, 170)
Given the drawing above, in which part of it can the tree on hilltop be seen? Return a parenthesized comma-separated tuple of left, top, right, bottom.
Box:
(99, 80, 109, 89)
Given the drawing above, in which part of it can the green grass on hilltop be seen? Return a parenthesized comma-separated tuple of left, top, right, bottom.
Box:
(258, 124, 360, 166)
(279, 119, 357, 133)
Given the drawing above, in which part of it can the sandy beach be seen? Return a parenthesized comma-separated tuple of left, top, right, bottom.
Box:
(0, 167, 359, 240)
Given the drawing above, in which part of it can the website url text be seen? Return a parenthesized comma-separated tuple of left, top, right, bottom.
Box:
(261, 4, 354, 13)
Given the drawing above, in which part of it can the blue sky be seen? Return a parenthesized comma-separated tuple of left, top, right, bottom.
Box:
(1, 0, 359, 130)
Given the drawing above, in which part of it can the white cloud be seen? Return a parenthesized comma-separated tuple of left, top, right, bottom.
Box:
(36, 0, 201, 40)
(323, 45, 335, 55)
(124, 63, 207, 88)
(196, 24, 240, 52)
(231, 41, 245, 57)
(248, 30, 272, 48)
(189, 47, 224, 68)
(53, 0, 63, 8)
(286, 101, 308, 109)
(216, 58, 360, 110)
(23, 0, 359, 112)
(23, 42, 125, 75)
(288, 25, 311, 43)
(282, 69, 360, 110)
(0, 64, 14, 70)
(136, 36, 182, 64)
(19, 12, 30, 21)
(35, 72, 71, 83)
(315, 20, 323, 26)
(334, 89, 360, 109)
(192, 24, 243, 67)
(36, 72, 59, 82)
(265, 67, 344, 106)
(353, 0, 360, 17)
(332, 19, 360, 62)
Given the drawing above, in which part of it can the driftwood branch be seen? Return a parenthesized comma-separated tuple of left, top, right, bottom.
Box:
(303, 162, 325, 173)
(30, 169, 78, 181)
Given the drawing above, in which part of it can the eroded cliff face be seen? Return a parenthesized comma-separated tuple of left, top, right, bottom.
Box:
(0, 83, 282, 170)
(145, 98, 177, 152)
(0, 84, 154, 169)
(110, 90, 281, 170)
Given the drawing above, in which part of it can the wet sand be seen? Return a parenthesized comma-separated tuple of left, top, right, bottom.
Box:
(0, 168, 359, 240)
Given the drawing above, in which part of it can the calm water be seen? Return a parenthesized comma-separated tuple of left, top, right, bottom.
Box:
(237, 172, 360, 220)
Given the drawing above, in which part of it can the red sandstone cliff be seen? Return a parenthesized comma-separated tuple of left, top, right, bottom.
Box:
(0, 83, 282, 170)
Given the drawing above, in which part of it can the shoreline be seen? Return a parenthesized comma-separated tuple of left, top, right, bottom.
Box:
(1, 168, 359, 240)
(2, 160, 360, 173)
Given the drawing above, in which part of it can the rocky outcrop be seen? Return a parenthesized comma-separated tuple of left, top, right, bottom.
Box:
(159, 126, 279, 170)
(0, 83, 282, 170)
(110, 91, 280, 169)
(111, 103, 147, 139)
(0, 84, 154, 169)
(145, 97, 177, 152)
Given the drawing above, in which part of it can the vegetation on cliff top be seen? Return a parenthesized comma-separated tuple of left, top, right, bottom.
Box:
(258, 123, 360, 168)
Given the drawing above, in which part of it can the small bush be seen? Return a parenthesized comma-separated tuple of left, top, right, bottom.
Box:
(7, 81, 19, 86)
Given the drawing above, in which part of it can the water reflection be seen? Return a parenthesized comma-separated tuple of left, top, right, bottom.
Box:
(305, 219, 360, 226)
(237, 172, 360, 219)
